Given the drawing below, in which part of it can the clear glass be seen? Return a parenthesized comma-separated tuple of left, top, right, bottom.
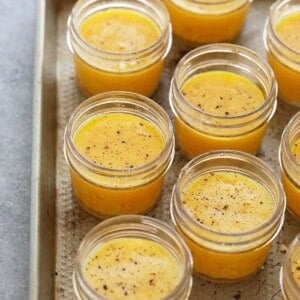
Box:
(171, 150, 286, 282)
(73, 215, 193, 300)
(169, 43, 277, 159)
(64, 91, 174, 219)
(164, 0, 252, 46)
(280, 234, 300, 300)
(264, 0, 300, 107)
(67, 0, 172, 96)
(279, 111, 300, 220)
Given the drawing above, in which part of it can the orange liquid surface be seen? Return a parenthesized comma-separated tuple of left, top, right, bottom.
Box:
(71, 113, 165, 218)
(84, 238, 182, 299)
(74, 8, 164, 96)
(175, 71, 267, 158)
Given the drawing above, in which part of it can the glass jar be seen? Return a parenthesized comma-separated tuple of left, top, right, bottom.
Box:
(279, 111, 300, 220)
(64, 91, 174, 219)
(264, 0, 300, 107)
(164, 0, 251, 46)
(169, 43, 277, 159)
(171, 150, 286, 282)
(73, 215, 193, 300)
(280, 234, 300, 300)
(67, 0, 172, 97)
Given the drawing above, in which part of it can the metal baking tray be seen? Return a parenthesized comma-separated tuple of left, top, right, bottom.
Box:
(30, 0, 300, 299)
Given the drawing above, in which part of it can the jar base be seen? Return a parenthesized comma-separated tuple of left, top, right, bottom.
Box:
(278, 95, 300, 108)
(192, 265, 264, 284)
(74, 193, 161, 220)
(75, 73, 161, 98)
(286, 207, 300, 222)
(175, 136, 262, 160)
(73, 54, 164, 97)
(173, 32, 241, 49)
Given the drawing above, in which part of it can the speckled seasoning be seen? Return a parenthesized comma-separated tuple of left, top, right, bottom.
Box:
(79, 8, 161, 53)
(181, 71, 264, 117)
(74, 113, 164, 169)
(83, 237, 182, 299)
(181, 171, 275, 232)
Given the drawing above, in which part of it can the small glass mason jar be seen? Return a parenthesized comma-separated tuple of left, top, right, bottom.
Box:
(264, 0, 300, 107)
(279, 112, 300, 220)
(64, 91, 174, 219)
(171, 150, 286, 282)
(169, 43, 277, 159)
(280, 234, 300, 300)
(73, 215, 193, 300)
(67, 0, 172, 97)
(164, 0, 252, 47)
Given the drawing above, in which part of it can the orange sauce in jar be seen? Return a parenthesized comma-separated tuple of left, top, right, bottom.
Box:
(281, 138, 300, 219)
(266, 11, 300, 106)
(73, 216, 193, 299)
(71, 113, 166, 218)
(83, 237, 182, 299)
(164, 0, 250, 46)
(175, 71, 266, 158)
(171, 151, 285, 283)
(180, 171, 275, 281)
(68, 0, 171, 96)
(291, 247, 300, 288)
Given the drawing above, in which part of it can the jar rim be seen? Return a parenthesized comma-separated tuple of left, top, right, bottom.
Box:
(267, 0, 300, 56)
(171, 0, 251, 5)
(172, 43, 277, 121)
(74, 215, 193, 300)
(281, 234, 300, 297)
(281, 111, 300, 169)
(68, 0, 171, 59)
(64, 91, 174, 176)
(172, 150, 286, 243)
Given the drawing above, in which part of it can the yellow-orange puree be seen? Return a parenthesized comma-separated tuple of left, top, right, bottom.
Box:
(268, 12, 300, 105)
(175, 71, 266, 158)
(291, 248, 300, 288)
(164, 0, 250, 46)
(71, 113, 165, 218)
(180, 171, 275, 281)
(75, 9, 164, 96)
(282, 138, 300, 219)
(276, 13, 300, 52)
(84, 237, 182, 299)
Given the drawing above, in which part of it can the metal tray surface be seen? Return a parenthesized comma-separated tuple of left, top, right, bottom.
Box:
(30, 0, 300, 299)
